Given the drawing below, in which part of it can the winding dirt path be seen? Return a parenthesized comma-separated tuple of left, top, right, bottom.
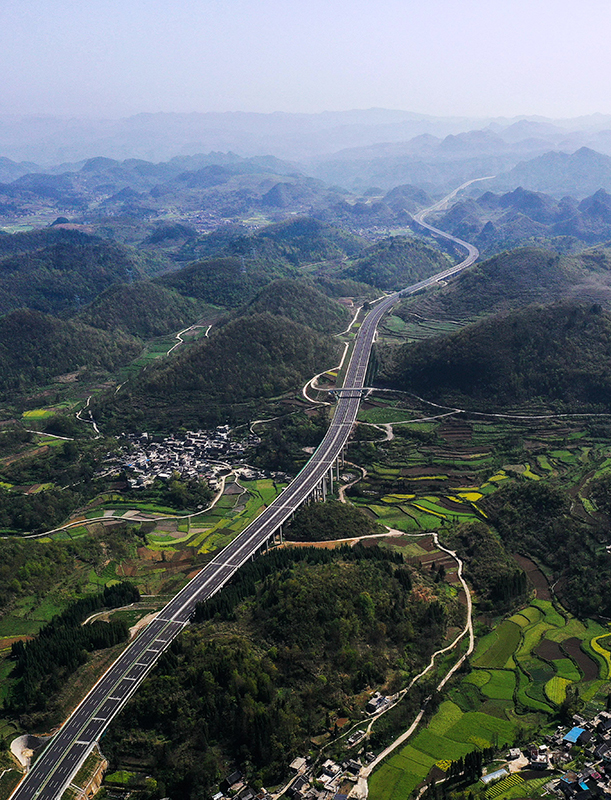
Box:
(345, 531, 474, 799)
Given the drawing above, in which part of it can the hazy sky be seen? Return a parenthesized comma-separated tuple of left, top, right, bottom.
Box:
(2, 0, 610, 119)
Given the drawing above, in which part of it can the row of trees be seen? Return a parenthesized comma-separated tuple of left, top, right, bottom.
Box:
(8, 582, 139, 714)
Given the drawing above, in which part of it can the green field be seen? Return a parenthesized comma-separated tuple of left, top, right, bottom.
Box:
(371, 595, 610, 799)
(473, 621, 521, 669)
(479, 670, 515, 700)
(371, 702, 516, 800)
(545, 676, 571, 704)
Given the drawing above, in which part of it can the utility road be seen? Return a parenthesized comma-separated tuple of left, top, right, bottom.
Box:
(10, 184, 481, 800)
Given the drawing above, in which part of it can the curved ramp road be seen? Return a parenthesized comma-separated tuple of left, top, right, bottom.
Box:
(9, 183, 484, 800)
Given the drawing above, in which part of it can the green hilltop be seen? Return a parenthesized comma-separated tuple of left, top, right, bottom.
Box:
(385, 301, 611, 410)
(99, 312, 340, 431)
(0, 229, 168, 316)
(398, 243, 611, 320)
(158, 255, 297, 308)
(177, 216, 366, 266)
(74, 281, 205, 339)
(344, 235, 452, 290)
(241, 278, 351, 333)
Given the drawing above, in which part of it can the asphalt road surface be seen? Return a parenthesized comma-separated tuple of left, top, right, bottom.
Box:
(9, 187, 481, 800)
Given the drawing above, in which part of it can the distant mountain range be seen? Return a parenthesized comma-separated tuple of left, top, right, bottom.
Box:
(0, 110, 556, 164)
(3, 108, 611, 171)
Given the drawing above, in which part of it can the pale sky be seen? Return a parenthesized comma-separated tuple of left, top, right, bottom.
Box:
(1, 0, 610, 119)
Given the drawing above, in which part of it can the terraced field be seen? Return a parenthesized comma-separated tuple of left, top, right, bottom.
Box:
(370, 596, 611, 800)
(345, 388, 611, 800)
(370, 701, 516, 800)
(351, 402, 611, 538)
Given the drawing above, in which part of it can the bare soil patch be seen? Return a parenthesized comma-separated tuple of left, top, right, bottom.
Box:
(535, 639, 564, 660)
(417, 536, 436, 551)
(434, 496, 466, 511)
(513, 554, 551, 600)
(0, 635, 33, 650)
(562, 638, 598, 680)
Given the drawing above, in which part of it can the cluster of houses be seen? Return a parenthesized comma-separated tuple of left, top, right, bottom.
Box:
(548, 713, 611, 798)
(101, 427, 266, 489)
(483, 711, 611, 798)
(287, 757, 367, 800)
(213, 753, 378, 800)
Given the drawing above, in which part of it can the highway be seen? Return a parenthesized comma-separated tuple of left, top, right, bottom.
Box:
(9, 185, 481, 800)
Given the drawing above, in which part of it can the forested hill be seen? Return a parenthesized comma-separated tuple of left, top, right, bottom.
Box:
(396, 244, 611, 321)
(0, 227, 96, 259)
(0, 230, 168, 316)
(177, 216, 366, 266)
(248, 216, 365, 263)
(343, 235, 452, 290)
(384, 301, 611, 410)
(103, 546, 458, 795)
(0, 308, 141, 396)
(98, 312, 340, 431)
(74, 281, 204, 338)
(242, 279, 350, 333)
(157, 255, 297, 307)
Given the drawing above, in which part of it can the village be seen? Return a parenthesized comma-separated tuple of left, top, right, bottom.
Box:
(206, 703, 611, 800)
(464, 706, 611, 800)
(100, 426, 275, 490)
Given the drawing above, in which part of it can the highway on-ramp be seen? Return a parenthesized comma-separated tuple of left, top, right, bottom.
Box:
(9, 183, 483, 800)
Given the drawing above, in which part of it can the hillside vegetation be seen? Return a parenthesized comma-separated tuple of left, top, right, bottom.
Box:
(0, 308, 141, 396)
(397, 244, 611, 321)
(75, 281, 204, 338)
(0, 231, 167, 316)
(177, 216, 366, 266)
(242, 278, 350, 333)
(99, 312, 340, 430)
(385, 301, 611, 410)
(158, 256, 296, 308)
(483, 481, 611, 617)
(284, 499, 384, 541)
(103, 546, 458, 795)
(344, 236, 451, 290)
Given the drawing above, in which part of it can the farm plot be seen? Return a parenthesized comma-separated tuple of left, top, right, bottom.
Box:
(480, 670, 515, 700)
(545, 676, 571, 704)
(473, 621, 521, 669)
(485, 773, 524, 799)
